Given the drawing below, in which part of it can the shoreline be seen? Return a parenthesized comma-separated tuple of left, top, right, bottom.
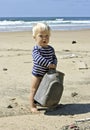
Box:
(0, 28, 90, 32)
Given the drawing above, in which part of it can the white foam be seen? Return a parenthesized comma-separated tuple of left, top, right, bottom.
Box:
(0, 18, 90, 32)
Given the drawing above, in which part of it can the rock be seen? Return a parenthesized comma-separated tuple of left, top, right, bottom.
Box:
(7, 105, 13, 108)
(71, 92, 78, 97)
(72, 40, 77, 44)
(3, 68, 8, 71)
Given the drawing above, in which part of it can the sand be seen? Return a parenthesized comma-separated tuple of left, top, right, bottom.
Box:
(0, 30, 90, 130)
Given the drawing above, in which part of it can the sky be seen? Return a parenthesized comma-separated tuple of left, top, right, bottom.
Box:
(0, 0, 90, 17)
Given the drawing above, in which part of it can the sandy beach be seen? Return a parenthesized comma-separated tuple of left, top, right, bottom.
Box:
(0, 30, 90, 130)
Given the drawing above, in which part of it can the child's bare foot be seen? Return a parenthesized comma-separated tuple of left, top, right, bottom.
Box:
(30, 103, 40, 113)
(30, 107, 40, 113)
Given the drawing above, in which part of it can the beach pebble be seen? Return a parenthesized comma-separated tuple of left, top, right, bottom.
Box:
(7, 105, 13, 108)
(10, 98, 16, 101)
(72, 40, 77, 44)
(3, 68, 8, 71)
(63, 49, 71, 52)
(71, 92, 78, 97)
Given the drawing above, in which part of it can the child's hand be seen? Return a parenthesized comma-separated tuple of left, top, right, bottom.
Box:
(48, 64, 56, 69)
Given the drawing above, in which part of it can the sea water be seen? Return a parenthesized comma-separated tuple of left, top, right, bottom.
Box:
(0, 17, 90, 32)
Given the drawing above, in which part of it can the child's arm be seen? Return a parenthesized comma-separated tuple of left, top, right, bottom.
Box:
(53, 54, 57, 65)
(52, 48, 58, 66)
(48, 48, 57, 69)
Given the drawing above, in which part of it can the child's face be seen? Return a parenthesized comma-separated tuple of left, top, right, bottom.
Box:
(34, 30, 50, 47)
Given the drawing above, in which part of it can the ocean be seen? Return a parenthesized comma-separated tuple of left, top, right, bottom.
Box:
(0, 17, 90, 32)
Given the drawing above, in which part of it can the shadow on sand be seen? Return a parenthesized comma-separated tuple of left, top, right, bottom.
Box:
(43, 103, 90, 116)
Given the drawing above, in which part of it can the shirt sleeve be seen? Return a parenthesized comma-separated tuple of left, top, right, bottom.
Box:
(52, 47, 58, 65)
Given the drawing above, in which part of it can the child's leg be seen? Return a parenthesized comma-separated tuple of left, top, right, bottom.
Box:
(30, 75, 42, 113)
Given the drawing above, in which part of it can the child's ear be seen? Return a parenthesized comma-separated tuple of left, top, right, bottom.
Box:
(33, 36, 35, 39)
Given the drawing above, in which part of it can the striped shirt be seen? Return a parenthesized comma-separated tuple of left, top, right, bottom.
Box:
(32, 45, 57, 77)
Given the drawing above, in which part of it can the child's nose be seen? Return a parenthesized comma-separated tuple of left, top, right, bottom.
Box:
(43, 36, 47, 39)
(43, 37, 46, 39)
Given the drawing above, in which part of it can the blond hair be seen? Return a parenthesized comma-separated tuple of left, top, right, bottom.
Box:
(32, 22, 51, 37)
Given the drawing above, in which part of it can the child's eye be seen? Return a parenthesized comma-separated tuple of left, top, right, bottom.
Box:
(39, 35, 43, 38)
(38, 34, 49, 39)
